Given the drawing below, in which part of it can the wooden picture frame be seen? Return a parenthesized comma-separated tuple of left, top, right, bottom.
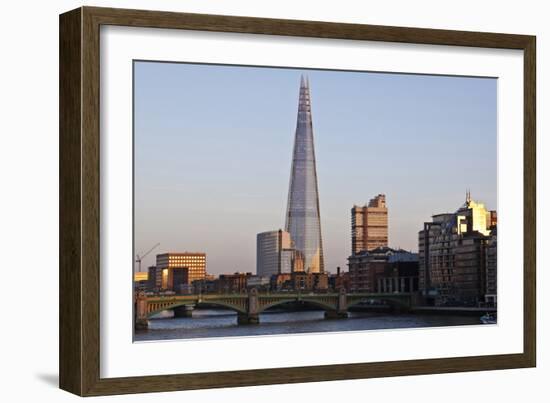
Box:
(59, 6, 536, 396)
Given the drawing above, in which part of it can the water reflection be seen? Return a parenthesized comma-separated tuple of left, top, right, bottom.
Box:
(134, 308, 480, 341)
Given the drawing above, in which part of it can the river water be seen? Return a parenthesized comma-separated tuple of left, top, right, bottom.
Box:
(134, 309, 481, 342)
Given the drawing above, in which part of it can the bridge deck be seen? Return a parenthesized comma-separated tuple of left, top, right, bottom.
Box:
(144, 292, 413, 303)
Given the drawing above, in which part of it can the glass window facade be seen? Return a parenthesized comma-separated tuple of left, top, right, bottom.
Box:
(156, 252, 206, 289)
(285, 76, 325, 273)
(256, 230, 293, 277)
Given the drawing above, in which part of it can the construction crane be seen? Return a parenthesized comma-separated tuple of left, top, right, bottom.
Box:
(135, 243, 160, 273)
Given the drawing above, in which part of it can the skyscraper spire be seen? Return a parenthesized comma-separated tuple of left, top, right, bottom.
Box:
(285, 76, 325, 273)
(300, 74, 309, 89)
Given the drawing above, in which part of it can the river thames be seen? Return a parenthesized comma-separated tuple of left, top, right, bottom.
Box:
(134, 308, 481, 342)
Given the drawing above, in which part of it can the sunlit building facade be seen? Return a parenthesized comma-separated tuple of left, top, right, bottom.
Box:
(133, 272, 148, 282)
(418, 192, 497, 306)
(156, 252, 206, 290)
(351, 194, 388, 254)
(133, 271, 149, 292)
(285, 76, 325, 273)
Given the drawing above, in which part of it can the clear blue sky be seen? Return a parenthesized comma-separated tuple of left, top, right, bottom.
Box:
(134, 61, 497, 275)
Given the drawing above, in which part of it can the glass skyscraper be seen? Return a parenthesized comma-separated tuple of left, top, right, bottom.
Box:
(256, 229, 293, 277)
(285, 76, 325, 273)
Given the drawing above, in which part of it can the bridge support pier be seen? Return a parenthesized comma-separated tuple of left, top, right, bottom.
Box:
(134, 292, 149, 330)
(135, 318, 149, 330)
(237, 288, 260, 325)
(324, 310, 349, 319)
(173, 304, 195, 318)
(237, 312, 260, 325)
(324, 288, 349, 319)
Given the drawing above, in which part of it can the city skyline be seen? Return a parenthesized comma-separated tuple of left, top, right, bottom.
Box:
(134, 61, 497, 275)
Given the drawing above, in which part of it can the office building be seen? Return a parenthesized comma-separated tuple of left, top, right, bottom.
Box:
(285, 76, 325, 273)
(257, 229, 295, 277)
(351, 194, 388, 254)
(156, 252, 206, 290)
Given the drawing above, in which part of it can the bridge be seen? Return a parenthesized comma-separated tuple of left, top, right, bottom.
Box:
(135, 289, 415, 330)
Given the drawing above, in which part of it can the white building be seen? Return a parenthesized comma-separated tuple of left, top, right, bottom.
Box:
(256, 229, 294, 277)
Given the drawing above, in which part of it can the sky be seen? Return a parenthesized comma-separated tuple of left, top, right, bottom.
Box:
(133, 61, 497, 276)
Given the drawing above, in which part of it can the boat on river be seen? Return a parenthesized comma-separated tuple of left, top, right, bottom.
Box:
(480, 313, 497, 324)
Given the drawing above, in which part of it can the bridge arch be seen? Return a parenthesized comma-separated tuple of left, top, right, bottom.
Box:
(346, 295, 410, 311)
(147, 300, 247, 318)
(257, 299, 296, 312)
(194, 300, 247, 315)
(258, 297, 337, 313)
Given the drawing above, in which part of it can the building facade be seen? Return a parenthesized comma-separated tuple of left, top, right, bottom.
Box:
(133, 271, 148, 292)
(270, 273, 293, 291)
(246, 275, 271, 291)
(485, 229, 497, 306)
(217, 272, 251, 294)
(348, 246, 419, 292)
(191, 278, 217, 294)
(351, 194, 388, 255)
(328, 268, 351, 292)
(256, 229, 295, 277)
(156, 252, 206, 290)
(285, 76, 325, 273)
(147, 266, 158, 291)
(291, 272, 329, 292)
(418, 194, 497, 306)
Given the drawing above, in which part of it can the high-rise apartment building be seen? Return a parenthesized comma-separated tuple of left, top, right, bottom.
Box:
(257, 229, 295, 277)
(351, 194, 388, 254)
(418, 193, 497, 306)
(156, 252, 206, 290)
(285, 76, 325, 273)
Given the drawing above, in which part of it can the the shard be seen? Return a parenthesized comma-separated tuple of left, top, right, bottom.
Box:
(285, 76, 325, 273)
